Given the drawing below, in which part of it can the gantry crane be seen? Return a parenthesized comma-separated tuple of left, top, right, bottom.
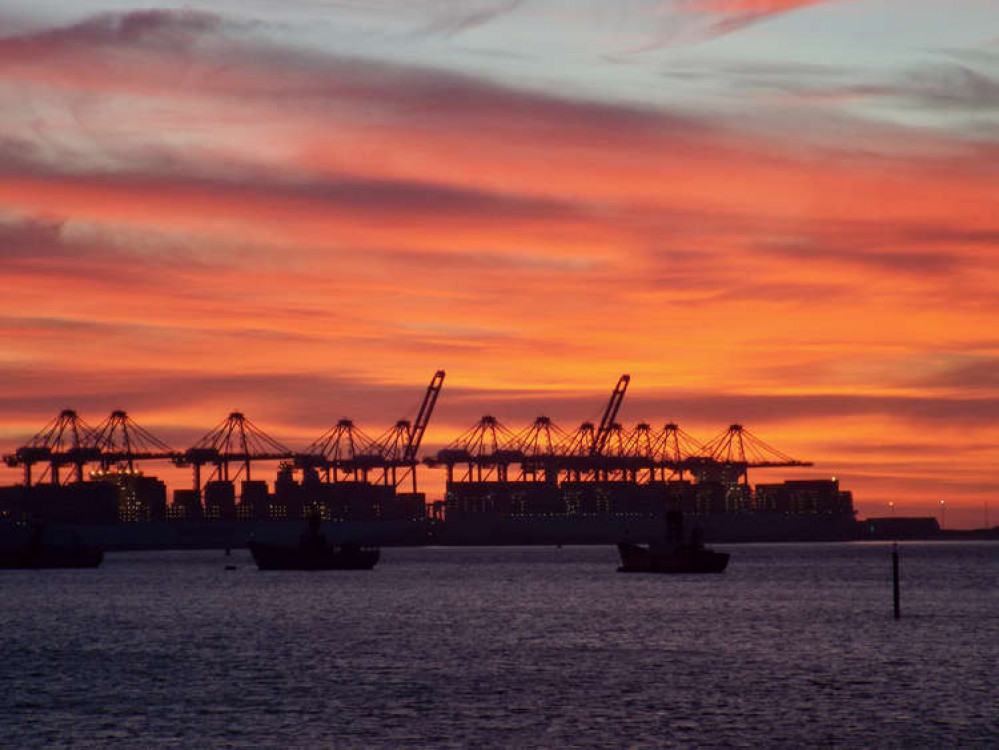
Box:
(3, 409, 99, 486)
(686, 423, 813, 484)
(174, 412, 294, 492)
(88, 410, 177, 472)
(396, 369, 445, 491)
(592, 374, 629, 456)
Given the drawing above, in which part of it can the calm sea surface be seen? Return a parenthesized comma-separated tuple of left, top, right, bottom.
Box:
(1, 542, 996, 748)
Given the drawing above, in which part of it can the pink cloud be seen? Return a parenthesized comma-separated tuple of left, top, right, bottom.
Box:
(0, 10, 996, 523)
(679, 0, 838, 34)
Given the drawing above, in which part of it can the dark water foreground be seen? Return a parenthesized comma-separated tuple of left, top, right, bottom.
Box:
(1, 543, 996, 747)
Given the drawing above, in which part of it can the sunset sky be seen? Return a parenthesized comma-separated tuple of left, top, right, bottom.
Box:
(1, 1, 997, 527)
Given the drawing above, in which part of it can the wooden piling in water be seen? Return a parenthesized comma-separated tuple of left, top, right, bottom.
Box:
(892, 542, 901, 619)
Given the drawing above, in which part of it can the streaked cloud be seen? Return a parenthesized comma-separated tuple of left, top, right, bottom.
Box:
(622, 0, 842, 45)
(680, 0, 836, 32)
(0, 3, 996, 525)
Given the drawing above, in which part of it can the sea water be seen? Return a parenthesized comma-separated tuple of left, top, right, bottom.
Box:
(1, 542, 996, 747)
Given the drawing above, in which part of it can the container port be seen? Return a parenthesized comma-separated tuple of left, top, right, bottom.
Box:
(0, 372, 945, 547)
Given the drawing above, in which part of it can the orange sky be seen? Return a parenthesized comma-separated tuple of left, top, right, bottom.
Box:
(0, 2, 997, 527)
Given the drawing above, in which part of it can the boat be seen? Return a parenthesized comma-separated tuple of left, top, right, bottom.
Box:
(247, 513, 380, 570)
(616, 540, 729, 573)
(616, 511, 729, 574)
(0, 522, 103, 569)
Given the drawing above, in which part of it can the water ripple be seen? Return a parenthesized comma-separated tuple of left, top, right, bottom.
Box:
(1, 542, 996, 747)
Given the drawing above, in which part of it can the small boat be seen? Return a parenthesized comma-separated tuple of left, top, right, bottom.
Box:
(247, 513, 379, 571)
(617, 511, 729, 574)
(0, 522, 103, 569)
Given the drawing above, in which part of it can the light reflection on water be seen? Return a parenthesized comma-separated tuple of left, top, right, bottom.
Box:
(2, 542, 996, 747)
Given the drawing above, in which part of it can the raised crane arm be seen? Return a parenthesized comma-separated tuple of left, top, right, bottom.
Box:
(592, 374, 630, 456)
(404, 370, 445, 463)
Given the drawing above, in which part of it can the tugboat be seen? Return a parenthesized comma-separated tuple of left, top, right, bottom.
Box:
(247, 511, 379, 571)
(0, 521, 104, 569)
(617, 510, 729, 574)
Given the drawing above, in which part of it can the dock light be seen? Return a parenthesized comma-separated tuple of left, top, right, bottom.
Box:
(940, 500, 946, 529)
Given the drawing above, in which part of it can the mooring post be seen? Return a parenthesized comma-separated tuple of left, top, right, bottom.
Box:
(892, 541, 901, 619)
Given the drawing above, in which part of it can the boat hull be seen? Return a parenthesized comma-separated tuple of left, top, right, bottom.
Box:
(0, 523, 104, 569)
(0, 547, 103, 569)
(616, 542, 729, 574)
(247, 541, 379, 571)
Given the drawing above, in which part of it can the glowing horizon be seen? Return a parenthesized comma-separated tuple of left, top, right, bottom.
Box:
(1, 1, 997, 528)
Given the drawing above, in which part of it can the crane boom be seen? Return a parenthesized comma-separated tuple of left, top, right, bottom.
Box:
(404, 370, 445, 462)
(592, 374, 630, 455)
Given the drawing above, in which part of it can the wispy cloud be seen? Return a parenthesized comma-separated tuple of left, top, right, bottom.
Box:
(778, 62, 999, 117)
(0, 6, 996, 521)
(412, 0, 523, 36)
(915, 357, 999, 392)
(614, 0, 841, 49)
(679, 0, 839, 35)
